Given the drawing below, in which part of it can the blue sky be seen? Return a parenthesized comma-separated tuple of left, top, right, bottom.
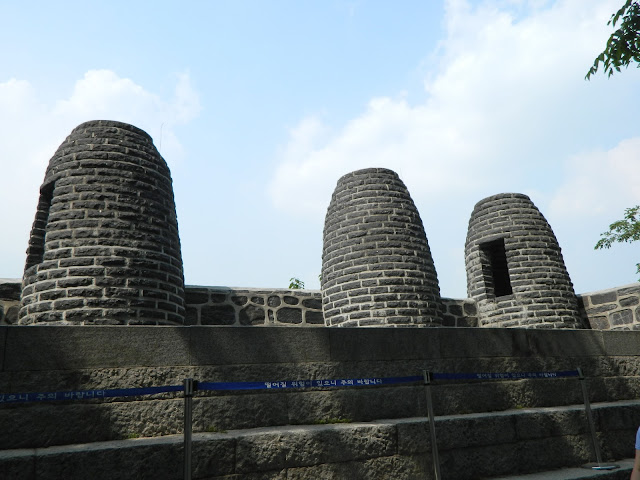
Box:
(1, 0, 639, 298)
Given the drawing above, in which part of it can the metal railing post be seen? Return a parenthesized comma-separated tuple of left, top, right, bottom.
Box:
(577, 367, 618, 471)
(422, 370, 442, 480)
(183, 378, 195, 480)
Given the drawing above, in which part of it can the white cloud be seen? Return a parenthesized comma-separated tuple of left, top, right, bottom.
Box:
(268, 0, 638, 296)
(270, 0, 623, 214)
(52, 70, 201, 164)
(0, 70, 201, 279)
(549, 138, 640, 218)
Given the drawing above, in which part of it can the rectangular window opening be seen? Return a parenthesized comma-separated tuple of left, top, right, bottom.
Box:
(480, 239, 512, 298)
(25, 182, 55, 270)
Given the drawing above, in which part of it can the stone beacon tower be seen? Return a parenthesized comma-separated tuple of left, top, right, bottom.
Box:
(321, 168, 443, 327)
(19, 120, 185, 325)
(465, 193, 583, 329)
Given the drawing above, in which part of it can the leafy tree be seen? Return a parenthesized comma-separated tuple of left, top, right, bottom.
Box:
(595, 206, 640, 277)
(588, 3, 640, 279)
(288, 277, 305, 289)
(586, 0, 640, 79)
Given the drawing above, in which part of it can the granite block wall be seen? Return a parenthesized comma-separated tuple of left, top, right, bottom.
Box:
(19, 120, 185, 326)
(184, 286, 324, 326)
(465, 193, 583, 329)
(1, 280, 478, 327)
(0, 280, 20, 326)
(2, 326, 640, 479)
(321, 168, 443, 327)
(579, 283, 640, 330)
(4, 279, 640, 329)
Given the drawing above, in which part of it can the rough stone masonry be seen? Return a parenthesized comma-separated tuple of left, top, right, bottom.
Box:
(321, 168, 443, 327)
(465, 193, 584, 329)
(19, 120, 185, 325)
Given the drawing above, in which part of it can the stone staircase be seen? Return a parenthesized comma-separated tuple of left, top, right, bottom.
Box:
(3, 326, 640, 479)
(491, 461, 634, 480)
(2, 399, 639, 479)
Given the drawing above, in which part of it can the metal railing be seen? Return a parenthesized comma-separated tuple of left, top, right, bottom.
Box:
(1, 368, 617, 479)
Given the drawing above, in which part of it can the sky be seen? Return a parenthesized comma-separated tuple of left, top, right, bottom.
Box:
(1, 0, 639, 298)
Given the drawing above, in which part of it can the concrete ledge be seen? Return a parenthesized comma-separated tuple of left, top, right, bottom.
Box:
(525, 330, 606, 357)
(3, 326, 640, 370)
(328, 328, 442, 361)
(601, 330, 640, 355)
(3, 326, 191, 370)
(189, 327, 331, 365)
(438, 327, 530, 358)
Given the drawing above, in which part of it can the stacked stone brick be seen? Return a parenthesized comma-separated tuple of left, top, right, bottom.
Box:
(321, 168, 443, 326)
(465, 193, 583, 328)
(184, 287, 324, 326)
(579, 283, 640, 330)
(19, 120, 185, 325)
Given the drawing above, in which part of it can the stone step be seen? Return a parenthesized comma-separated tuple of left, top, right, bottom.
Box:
(1, 402, 639, 479)
(6, 374, 639, 451)
(488, 459, 634, 480)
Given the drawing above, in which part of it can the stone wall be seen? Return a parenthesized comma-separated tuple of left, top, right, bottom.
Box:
(0, 279, 20, 325)
(578, 283, 640, 330)
(184, 286, 324, 326)
(2, 326, 640, 479)
(321, 168, 443, 327)
(19, 120, 185, 326)
(465, 193, 583, 329)
(3, 278, 640, 330)
(2, 282, 474, 327)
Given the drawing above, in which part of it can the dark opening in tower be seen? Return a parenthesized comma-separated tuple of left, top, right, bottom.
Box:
(481, 239, 512, 298)
(24, 182, 54, 271)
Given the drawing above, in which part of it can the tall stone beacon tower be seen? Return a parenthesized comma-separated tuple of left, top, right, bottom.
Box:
(321, 168, 443, 327)
(19, 120, 185, 325)
(465, 193, 583, 328)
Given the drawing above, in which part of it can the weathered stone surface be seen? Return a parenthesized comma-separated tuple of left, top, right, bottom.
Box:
(305, 311, 324, 324)
(19, 120, 185, 325)
(465, 193, 583, 328)
(186, 290, 209, 305)
(32, 437, 185, 480)
(1, 406, 637, 480)
(283, 296, 299, 305)
(239, 305, 267, 325)
(235, 423, 396, 473)
(188, 327, 331, 365)
(194, 395, 290, 432)
(268, 296, 281, 307)
(0, 280, 21, 301)
(231, 296, 248, 306)
(286, 456, 428, 480)
(302, 299, 322, 310)
(183, 288, 324, 327)
(201, 305, 236, 325)
(2, 326, 190, 371)
(328, 327, 442, 361)
(591, 291, 618, 305)
(3, 326, 640, 479)
(321, 168, 443, 327)
(611, 309, 634, 326)
(276, 307, 302, 324)
(620, 296, 639, 307)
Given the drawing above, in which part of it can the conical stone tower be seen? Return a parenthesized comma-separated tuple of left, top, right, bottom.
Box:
(19, 120, 185, 325)
(321, 168, 443, 327)
(465, 193, 583, 328)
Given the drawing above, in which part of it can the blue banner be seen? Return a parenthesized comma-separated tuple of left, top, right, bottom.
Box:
(199, 375, 423, 391)
(0, 370, 581, 404)
(0, 385, 183, 404)
(432, 370, 580, 381)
